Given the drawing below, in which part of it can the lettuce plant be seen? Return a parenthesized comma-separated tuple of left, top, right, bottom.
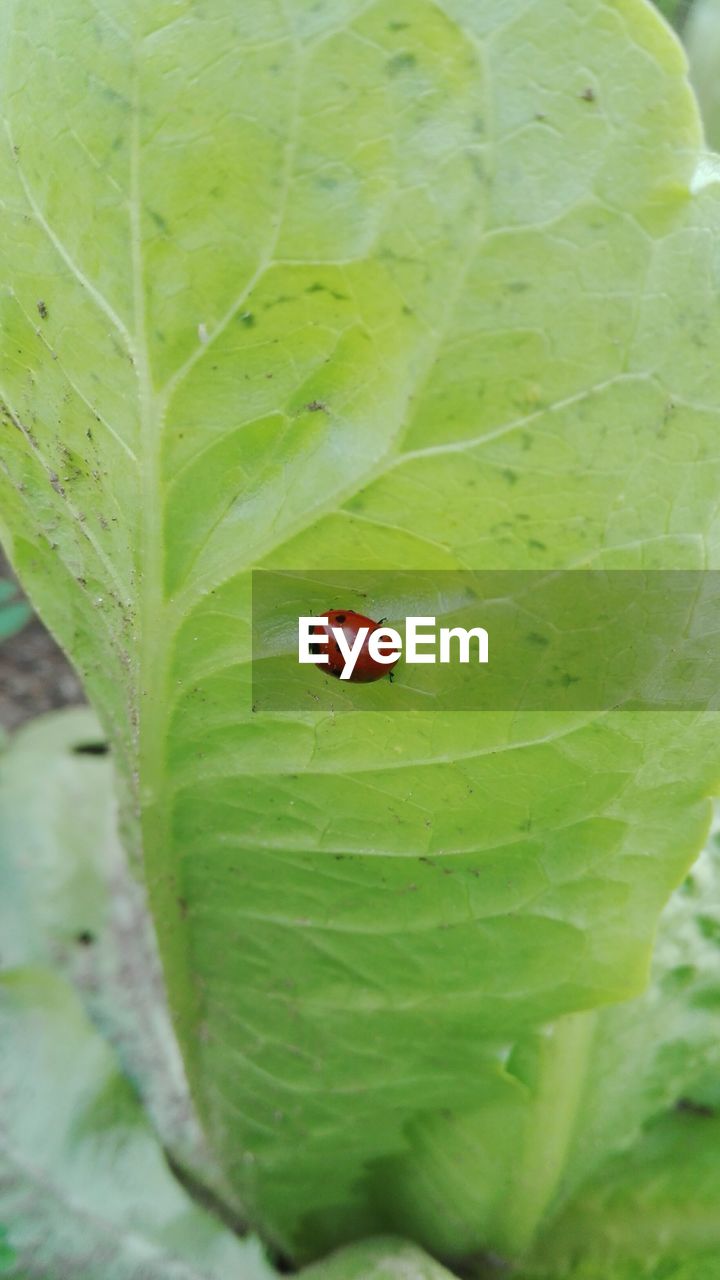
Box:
(3, 0, 720, 1276)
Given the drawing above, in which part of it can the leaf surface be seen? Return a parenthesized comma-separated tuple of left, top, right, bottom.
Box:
(514, 1107, 720, 1279)
(361, 814, 720, 1261)
(2, 0, 720, 1261)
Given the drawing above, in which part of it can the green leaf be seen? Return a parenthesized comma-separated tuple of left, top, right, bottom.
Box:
(364, 815, 720, 1264)
(515, 1108, 720, 1278)
(7, 715, 718, 1280)
(0, 578, 30, 643)
(0, 968, 276, 1280)
(684, 0, 720, 149)
(2, 0, 720, 1263)
(540, 821, 720, 1205)
(0, 1227, 16, 1273)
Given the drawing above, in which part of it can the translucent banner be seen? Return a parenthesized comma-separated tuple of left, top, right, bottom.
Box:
(251, 570, 720, 712)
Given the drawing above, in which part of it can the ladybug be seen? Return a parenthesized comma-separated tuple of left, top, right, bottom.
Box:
(311, 609, 399, 683)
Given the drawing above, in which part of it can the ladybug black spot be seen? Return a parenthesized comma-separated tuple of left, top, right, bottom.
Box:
(335, 614, 346, 623)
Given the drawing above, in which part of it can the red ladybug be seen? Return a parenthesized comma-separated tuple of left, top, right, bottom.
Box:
(311, 609, 399, 683)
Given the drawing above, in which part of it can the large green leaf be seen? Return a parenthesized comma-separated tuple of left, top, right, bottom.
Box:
(4, 722, 720, 1279)
(2, 0, 720, 1263)
(514, 1107, 720, 1279)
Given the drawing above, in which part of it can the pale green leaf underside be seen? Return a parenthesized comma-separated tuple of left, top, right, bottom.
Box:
(0, 968, 275, 1280)
(2, 0, 720, 1263)
(0, 708, 227, 1196)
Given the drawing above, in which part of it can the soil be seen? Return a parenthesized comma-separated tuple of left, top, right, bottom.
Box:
(0, 554, 86, 732)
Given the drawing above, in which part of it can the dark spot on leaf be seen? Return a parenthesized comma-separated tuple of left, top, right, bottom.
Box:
(387, 52, 417, 75)
(305, 400, 328, 413)
(240, 312, 255, 327)
(580, 86, 596, 102)
(526, 632, 549, 647)
(76, 930, 95, 947)
(306, 282, 348, 301)
(36, 300, 48, 319)
(676, 1097, 715, 1118)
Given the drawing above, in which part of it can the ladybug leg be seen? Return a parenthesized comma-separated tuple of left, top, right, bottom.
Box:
(388, 669, 395, 684)
(378, 617, 387, 624)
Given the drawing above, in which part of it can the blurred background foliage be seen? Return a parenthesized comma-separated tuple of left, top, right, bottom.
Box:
(682, 0, 720, 150)
(652, 0, 720, 150)
(0, 579, 30, 646)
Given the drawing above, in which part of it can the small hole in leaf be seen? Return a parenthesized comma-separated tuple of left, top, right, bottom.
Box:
(72, 741, 109, 756)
